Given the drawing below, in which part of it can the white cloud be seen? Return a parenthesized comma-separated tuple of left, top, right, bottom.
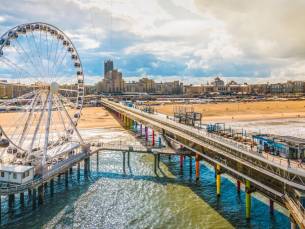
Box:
(269, 61, 305, 83)
(67, 32, 101, 50)
(0, 0, 304, 84)
(195, 0, 305, 59)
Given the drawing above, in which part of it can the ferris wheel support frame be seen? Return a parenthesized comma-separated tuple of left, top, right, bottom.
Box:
(18, 91, 40, 147)
(28, 91, 49, 156)
(43, 92, 53, 166)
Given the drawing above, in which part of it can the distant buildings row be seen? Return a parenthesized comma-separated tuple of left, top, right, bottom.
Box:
(98, 60, 183, 95)
(99, 60, 305, 96)
(184, 77, 305, 96)
(1, 60, 305, 98)
(0, 80, 33, 99)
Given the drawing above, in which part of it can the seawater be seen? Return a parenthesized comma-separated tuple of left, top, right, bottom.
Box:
(1, 129, 290, 229)
(1, 149, 289, 228)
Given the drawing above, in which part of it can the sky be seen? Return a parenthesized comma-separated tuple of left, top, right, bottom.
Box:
(0, 0, 305, 85)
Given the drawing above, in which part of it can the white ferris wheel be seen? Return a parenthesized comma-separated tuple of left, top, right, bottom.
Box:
(0, 22, 85, 167)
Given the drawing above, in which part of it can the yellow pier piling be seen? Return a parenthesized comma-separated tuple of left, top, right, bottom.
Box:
(246, 180, 251, 219)
(216, 164, 221, 196)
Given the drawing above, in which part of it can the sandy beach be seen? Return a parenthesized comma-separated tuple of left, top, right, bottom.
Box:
(0, 107, 123, 132)
(1, 100, 305, 130)
(154, 100, 305, 122)
(77, 107, 122, 129)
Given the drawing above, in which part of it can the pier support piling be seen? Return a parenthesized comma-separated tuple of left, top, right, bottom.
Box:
(145, 127, 148, 142)
(127, 151, 130, 167)
(8, 194, 15, 208)
(65, 170, 69, 187)
(189, 156, 192, 177)
(123, 152, 126, 174)
(38, 185, 44, 205)
(32, 188, 36, 209)
(154, 154, 157, 174)
(237, 180, 241, 193)
(195, 154, 200, 182)
(50, 179, 54, 196)
(152, 129, 155, 146)
(269, 199, 274, 215)
(77, 162, 80, 180)
(84, 158, 90, 178)
(245, 180, 252, 219)
(44, 182, 48, 190)
(20, 192, 24, 207)
(216, 164, 221, 196)
(28, 189, 32, 200)
(180, 155, 184, 169)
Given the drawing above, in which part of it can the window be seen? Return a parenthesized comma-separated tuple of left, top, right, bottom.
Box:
(13, 173, 17, 179)
(0, 172, 4, 177)
(23, 171, 29, 179)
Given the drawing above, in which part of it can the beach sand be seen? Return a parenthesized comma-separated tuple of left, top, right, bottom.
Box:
(154, 100, 305, 122)
(77, 107, 122, 129)
(2, 100, 305, 130)
(0, 107, 123, 132)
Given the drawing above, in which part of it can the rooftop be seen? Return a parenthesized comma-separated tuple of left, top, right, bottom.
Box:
(0, 164, 33, 173)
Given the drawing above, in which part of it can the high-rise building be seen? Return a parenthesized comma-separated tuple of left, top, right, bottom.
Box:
(104, 60, 113, 76)
(102, 69, 125, 93)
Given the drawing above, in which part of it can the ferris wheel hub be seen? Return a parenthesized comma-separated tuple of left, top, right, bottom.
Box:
(50, 82, 59, 93)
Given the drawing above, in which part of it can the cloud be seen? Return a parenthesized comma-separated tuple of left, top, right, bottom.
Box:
(195, 0, 305, 58)
(193, 0, 305, 81)
(0, 0, 304, 84)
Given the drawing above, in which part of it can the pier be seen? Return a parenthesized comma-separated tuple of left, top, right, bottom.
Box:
(101, 98, 305, 228)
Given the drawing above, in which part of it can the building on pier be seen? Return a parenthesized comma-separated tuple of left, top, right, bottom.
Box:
(0, 164, 34, 184)
(253, 134, 305, 159)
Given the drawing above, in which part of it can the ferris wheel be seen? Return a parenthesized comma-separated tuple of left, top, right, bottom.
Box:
(0, 22, 85, 167)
